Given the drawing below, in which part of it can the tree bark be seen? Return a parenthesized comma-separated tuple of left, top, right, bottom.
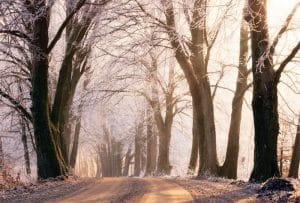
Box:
(197, 79, 218, 176)
(219, 19, 249, 179)
(188, 104, 200, 174)
(157, 129, 172, 175)
(288, 116, 300, 178)
(247, 0, 280, 182)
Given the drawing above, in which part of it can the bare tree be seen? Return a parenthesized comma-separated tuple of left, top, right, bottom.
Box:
(245, 0, 300, 182)
(27, 0, 86, 178)
(0, 0, 113, 178)
(51, 0, 97, 166)
(218, 9, 251, 179)
(148, 59, 176, 175)
(135, 0, 250, 177)
(96, 124, 124, 177)
(161, 0, 219, 175)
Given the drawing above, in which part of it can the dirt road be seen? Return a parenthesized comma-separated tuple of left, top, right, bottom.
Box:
(1, 177, 299, 202)
(50, 177, 194, 203)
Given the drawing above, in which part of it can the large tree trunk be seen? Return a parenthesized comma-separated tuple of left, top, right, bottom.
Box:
(61, 71, 84, 166)
(192, 98, 206, 176)
(31, 53, 65, 178)
(189, 0, 218, 176)
(31, 1, 65, 178)
(51, 1, 92, 166)
(197, 79, 218, 176)
(188, 104, 200, 174)
(219, 19, 249, 179)
(288, 116, 300, 178)
(247, 0, 280, 182)
(157, 129, 172, 175)
(51, 44, 76, 165)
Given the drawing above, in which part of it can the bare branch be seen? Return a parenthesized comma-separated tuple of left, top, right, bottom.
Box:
(134, 0, 167, 28)
(0, 30, 31, 42)
(270, 2, 300, 56)
(275, 42, 300, 83)
(47, 0, 86, 53)
(0, 89, 32, 122)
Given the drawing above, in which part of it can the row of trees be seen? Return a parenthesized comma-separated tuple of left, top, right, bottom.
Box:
(0, 0, 299, 182)
(0, 0, 110, 178)
(122, 0, 300, 181)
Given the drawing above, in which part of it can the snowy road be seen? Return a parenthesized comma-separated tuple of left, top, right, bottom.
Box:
(50, 177, 194, 203)
(2, 177, 299, 202)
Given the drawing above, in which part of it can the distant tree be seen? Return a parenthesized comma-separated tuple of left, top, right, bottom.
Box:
(146, 59, 176, 175)
(97, 125, 123, 177)
(140, 52, 186, 175)
(69, 114, 82, 169)
(123, 147, 133, 176)
(134, 117, 144, 176)
(145, 104, 157, 176)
